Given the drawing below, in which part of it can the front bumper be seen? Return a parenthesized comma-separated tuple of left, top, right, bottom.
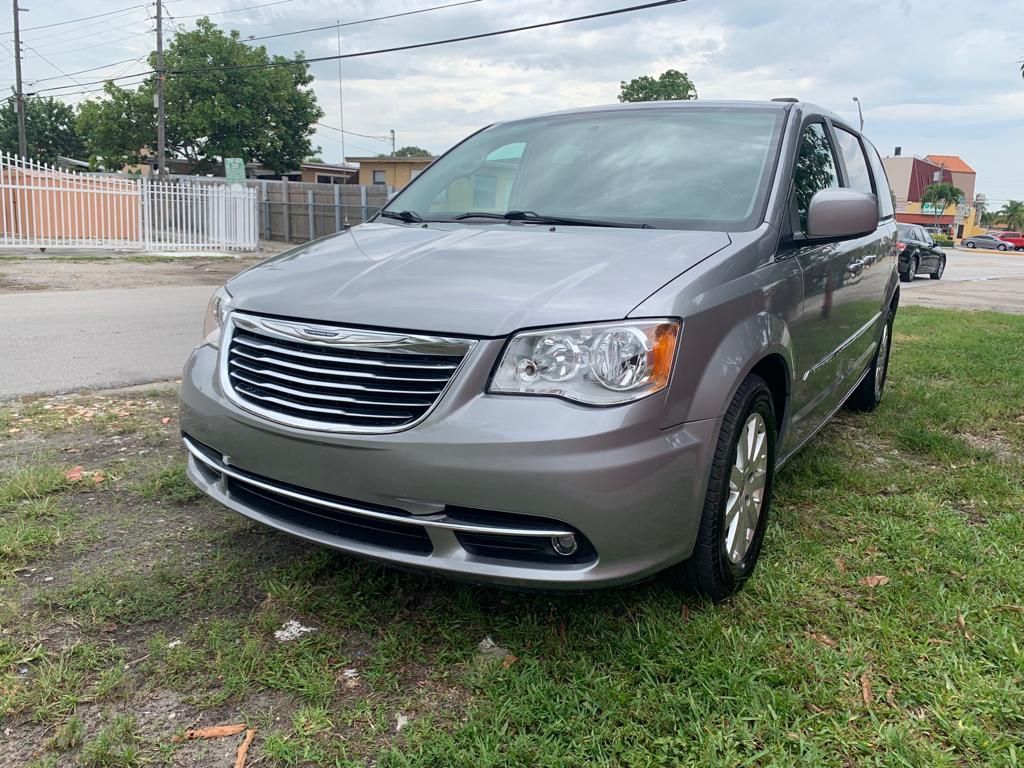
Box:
(180, 342, 719, 589)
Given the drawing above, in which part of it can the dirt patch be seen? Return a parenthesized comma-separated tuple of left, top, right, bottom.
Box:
(1, 385, 477, 766)
(0, 254, 275, 293)
(960, 430, 1022, 463)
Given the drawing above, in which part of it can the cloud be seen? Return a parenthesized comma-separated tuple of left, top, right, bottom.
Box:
(14, 0, 1023, 199)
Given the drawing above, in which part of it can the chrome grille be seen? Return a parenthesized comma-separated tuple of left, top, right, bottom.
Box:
(222, 313, 473, 432)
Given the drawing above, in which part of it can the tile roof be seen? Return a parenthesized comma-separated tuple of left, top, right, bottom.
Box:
(925, 155, 975, 174)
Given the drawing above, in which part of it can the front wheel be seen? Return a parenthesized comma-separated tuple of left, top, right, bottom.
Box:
(930, 257, 945, 280)
(998, 244, 1007, 251)
(844, 308, 894, 412)
(666, 374, 776, 601)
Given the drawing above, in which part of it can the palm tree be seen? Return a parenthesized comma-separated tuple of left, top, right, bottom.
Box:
(998, 200, 1024, 231)
(920, 182, 965, 232)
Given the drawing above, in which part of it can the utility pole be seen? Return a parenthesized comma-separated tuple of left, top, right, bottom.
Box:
(155, 0, 167, 179)
(335, 21, 345, 163)
(12, 0, 27, 157)
(390, 129, 395, 156)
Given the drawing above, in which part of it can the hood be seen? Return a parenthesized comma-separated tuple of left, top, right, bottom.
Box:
(228, 222, 730, 337)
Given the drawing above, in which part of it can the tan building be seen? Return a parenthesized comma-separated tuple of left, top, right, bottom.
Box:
(924, 155, 976, 202)
(350, 156, 435, 189)
(299, 162, 358, 185)
(881, 152, 982, 239)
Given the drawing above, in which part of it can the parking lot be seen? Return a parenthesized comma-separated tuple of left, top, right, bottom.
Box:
(900, 248, 1024, 314)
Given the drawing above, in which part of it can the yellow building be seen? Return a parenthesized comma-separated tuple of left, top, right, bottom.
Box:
(350, 156, 435, 190)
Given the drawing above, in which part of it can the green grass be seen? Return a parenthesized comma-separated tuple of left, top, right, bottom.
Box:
(132, 461, 203, 504)
(0, 307, 1022, 766)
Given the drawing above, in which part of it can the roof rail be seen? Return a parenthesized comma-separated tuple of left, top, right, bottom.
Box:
(771, 97, 799, 103)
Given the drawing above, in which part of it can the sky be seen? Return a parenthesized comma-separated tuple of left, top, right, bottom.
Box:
(3, 0, 1022, 204)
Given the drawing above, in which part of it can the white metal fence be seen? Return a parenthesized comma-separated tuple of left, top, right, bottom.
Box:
(142, 178, 258, 251)
(0, 152, 258, 252)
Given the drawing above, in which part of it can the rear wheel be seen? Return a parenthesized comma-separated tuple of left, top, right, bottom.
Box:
(666, 374, 776, 601)
(900, 255, 917, 282)
(966, 241, 976, 249)
(845, 308, 894, 412)
(930, 257, 945, 280)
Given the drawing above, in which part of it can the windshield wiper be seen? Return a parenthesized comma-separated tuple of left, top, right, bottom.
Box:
(379, 209, 424, 223)
(451, 210, 651, 229)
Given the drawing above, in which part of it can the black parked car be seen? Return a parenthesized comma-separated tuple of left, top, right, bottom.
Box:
(896, 224, 945, 281)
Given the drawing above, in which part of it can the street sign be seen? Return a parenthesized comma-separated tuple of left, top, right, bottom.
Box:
(224, 157, 246, 185)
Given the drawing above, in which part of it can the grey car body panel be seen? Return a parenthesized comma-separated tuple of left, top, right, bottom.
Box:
(181, 345, 720, 588)
(180, 100, 899, 588)
(226, 223, 731, 338)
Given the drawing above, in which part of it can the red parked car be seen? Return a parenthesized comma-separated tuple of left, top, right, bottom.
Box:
(997, 232, 1024, 251)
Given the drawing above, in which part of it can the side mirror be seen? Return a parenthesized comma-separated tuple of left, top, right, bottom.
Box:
(805, 188, 878, 240)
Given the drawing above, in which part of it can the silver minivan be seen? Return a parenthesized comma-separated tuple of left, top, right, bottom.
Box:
(181, 100, 899, 600)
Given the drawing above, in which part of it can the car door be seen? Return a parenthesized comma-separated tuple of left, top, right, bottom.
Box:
(919, 228, 942, 270)
(910, 227, 929, 271)
(783, 120, 882, 449)
(829, 123, 891, 383)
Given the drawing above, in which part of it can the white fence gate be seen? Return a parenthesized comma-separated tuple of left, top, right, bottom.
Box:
(0, 152, 258, 252)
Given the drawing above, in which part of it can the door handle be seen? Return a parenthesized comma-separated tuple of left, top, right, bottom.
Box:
(846, 259, 865, 273)
(862, 254, 878, 265)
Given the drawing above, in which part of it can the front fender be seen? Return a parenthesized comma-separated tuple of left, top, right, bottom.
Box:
(631, 234, 803, 430)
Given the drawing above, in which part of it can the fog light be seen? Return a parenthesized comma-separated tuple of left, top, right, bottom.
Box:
(551, 534, 578, 556)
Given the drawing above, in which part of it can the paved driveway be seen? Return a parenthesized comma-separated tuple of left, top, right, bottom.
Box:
(899, 248, 1024, 314)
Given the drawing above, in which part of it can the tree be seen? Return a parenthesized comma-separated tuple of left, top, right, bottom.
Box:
(393, 145, 431, 158)
(78, 17, 323, 174)
(998, 200, 1024, 231)
(618, 69, 697, 102)
(0, 96, 85, 164)
(76, 83, 154, 169)
(920, 182, 964, 230)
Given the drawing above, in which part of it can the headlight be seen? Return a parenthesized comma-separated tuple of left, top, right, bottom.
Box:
(489, 319, 680, 405)
(202, 285, 232, 346)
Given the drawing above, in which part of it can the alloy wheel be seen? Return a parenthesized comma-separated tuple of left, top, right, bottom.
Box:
(724, 412, 768, 563)
(874, 322, 890, 399)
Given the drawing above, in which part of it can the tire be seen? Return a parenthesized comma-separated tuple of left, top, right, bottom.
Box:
(845, 308, 894, 412)
(966, 241, 976, 249)
(930, 257, 945, 280)
(998, 244, 1007, 251)
(666, 374, 776, 602)
(901, 256, 917, 282)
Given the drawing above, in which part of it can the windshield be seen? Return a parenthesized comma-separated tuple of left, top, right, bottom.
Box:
(382, 107, 785, 230)
(897, 224, 912, 237)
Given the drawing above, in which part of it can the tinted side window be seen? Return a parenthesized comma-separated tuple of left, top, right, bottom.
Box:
(793, 123, 839, 231)
(834, 127, 873, 195)
(863, 139, 895, 219)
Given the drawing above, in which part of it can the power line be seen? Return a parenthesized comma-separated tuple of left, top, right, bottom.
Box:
(10, 6, 148, 45)
(27, 56, 143, 85)
(26, 75, 152, 100)
(26, 46, 89, 90)
(173, 0, 293, 19)
(2, 3, 147, 34)
(30, 1, 688, 94)
(25, 32, 150, 59)
(170, 0, 688, 76)
(316, 122, 390, 142)
(243, 0, 483, 43)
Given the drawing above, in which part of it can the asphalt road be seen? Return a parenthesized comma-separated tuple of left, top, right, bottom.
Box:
(0, 286, 214, 399)
(1, 249, 1021, 401)
(899, 248, 1024, 314)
